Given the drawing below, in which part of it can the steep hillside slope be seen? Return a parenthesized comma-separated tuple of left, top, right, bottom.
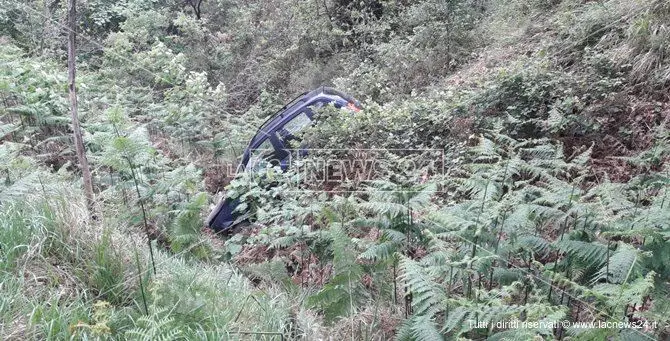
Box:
(1, 0, 669, 340)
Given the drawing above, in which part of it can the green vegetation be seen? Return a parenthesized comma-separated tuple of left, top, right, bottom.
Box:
(1, 0, 669, 339)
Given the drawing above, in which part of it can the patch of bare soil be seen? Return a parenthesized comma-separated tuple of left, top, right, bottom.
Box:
(562, 97, 670, 183)
(24, 260, 80, 299)
(3, 315, 29, 341)
(203, 165, 232, 194)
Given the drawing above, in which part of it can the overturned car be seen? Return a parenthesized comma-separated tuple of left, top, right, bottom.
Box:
(207, 87, 362, 232)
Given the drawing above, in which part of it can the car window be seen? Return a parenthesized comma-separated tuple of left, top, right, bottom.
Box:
(283, 111, 312, 135)
(246, 138, 274, 172)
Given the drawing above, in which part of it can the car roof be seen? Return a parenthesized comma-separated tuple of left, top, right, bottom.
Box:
(247, 87, 360, 149)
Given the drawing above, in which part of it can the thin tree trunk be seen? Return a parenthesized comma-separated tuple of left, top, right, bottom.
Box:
(68, 0, 95, 215)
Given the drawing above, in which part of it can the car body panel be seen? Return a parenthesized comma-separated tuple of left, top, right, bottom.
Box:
(207, 87, 361, 232)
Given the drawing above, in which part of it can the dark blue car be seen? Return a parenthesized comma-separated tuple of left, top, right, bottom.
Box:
(207, 87, 362, 232)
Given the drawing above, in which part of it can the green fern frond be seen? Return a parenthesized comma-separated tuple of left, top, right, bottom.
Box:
(556, 240, 609, 268)
(358, 240, 399, 261)
(269, 234, 300, 250)
(396, 314, 443, 341)
(169, 192, 208, 254)
(517, 235, 554, 257)
(307, 224, 364, 323)
(408, 184, 437, 209)
(442, 305, 472, 333)
(429, 203, 478, 232)
(330, 224, 358, 273)
(594, 243, 641, 285)
(0, 123, 18, 140)
(411, 314, 444, 341)
(352, 217, 390, 229)
(399, 255, 445, 316)
(569, 144, 593, 166)
(492, 268, 525, 285)
(518, 143, 559, 160)
(422, 230, 456, 264)
(544, 270, 600, 299)
(476, 304, 524, 327)
(359, 201, 408, 219)
(242, 260, 294, 287)
(601, 228, 663, 240)
(471, 136, 499, 159)
(487, 329, 540, 341)
(395, 317, 414, 341)
(124, 308, 182, 341)
(592, 271, 655, 310)
(586, 182, 634, 213)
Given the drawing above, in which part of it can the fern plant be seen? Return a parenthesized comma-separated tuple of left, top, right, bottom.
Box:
(169, 192, 211, 259)
(394, 130, 670, 340)
(307, 223, 366, 323)
(124, 307, 184, 341)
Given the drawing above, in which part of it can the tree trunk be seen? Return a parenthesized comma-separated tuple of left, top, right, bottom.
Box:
(67, 0, 95, 215)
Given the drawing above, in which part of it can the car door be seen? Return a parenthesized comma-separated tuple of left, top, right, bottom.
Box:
(245, 134, 293, 171)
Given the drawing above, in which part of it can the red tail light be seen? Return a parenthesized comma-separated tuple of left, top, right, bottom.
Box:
(347, 102, 361, 112)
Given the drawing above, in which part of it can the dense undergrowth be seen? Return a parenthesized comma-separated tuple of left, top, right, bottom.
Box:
(1, 0, 670, 340)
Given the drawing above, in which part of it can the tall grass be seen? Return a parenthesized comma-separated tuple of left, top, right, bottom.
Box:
(0, 202, 34, 273)
(133, 253, 291, 339)
(0, 193, 87, 339)
(1, 171, 294, 340)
